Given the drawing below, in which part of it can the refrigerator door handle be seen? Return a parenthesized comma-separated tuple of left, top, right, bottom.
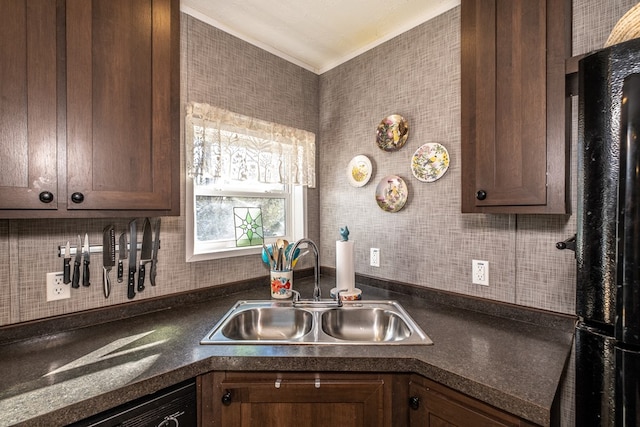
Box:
(616, 73, 640, 347)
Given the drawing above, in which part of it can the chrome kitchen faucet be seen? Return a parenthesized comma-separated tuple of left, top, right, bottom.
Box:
(287, 238, 346, 307)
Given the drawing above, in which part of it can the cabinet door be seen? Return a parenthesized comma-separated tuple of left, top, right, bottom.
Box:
(199, 372, 390, 427)
(0, 0, 58, 209)
(65, 0, 178, 213)
(408, 377, 533, 427)
(460, 0, 571, 213)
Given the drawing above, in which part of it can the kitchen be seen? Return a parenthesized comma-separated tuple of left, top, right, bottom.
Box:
(0, 0, 638, 426)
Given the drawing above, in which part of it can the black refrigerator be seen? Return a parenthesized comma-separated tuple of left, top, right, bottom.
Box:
(576, 37, 640, 427)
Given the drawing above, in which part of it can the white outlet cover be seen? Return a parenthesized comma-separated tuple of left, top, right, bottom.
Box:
(472, 260, 489, 286)
(370, 248, 380, 267)
(47, 272, 71, 301)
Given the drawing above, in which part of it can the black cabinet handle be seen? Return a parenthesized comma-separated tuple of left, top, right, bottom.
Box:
(39, 191, 54, 203)
(71, 192, 85, 204)
(409, 396, 420, 410)
(476, 190, 487, 200)
(221, 390, 232, 406)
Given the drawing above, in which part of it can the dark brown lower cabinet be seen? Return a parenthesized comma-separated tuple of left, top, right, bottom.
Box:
(198, 371, 402, 427)
(408, 375, 539, 427)
(198, 372, 541, 427)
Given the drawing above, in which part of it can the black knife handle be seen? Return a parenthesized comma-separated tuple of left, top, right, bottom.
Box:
(117, 260, 123, 283)
(82, 260, 90, 287)
(72, 261, 80, 288)
(150, 261, 157, 286)
(103, 267, 111, 298)
(138, 263, 146, 292)
(63, 258, 71, 284)
(128, 268, 136, 299)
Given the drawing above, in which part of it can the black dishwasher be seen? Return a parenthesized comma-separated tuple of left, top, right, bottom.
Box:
(68, 380, 197, 427)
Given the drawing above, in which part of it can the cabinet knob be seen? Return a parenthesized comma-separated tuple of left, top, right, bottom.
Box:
(221, 390, 232, 406)
(476, 190, 487, 200)
(70, 192, 85, 204)
(409, 396, 420, 410)
(39, 191, 54, 203)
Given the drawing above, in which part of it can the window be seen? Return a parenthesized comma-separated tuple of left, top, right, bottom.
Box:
(185, 103, 315, 261)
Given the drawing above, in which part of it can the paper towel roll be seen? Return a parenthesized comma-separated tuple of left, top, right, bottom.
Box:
(336, 240, 355, 292)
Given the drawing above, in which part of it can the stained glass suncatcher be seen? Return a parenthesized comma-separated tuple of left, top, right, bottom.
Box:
(233, 207, 264, 247)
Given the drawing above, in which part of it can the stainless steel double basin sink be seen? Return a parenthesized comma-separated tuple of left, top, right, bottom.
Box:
(200, 300, 433, 345)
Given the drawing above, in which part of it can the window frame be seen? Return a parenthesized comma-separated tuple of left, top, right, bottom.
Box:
(185, 178, 307, 262)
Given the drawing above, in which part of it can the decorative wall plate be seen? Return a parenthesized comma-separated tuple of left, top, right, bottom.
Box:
(346, 155, 373, 187)
(375, 175, 408, 212)
(376, 114, 409, 151)
(411, 143, 450, 182)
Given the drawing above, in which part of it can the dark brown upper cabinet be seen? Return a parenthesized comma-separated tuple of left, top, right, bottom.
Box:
(0, 0, 59, 211)
(0, 0, 179, 218)
(461, 0, 572, 214)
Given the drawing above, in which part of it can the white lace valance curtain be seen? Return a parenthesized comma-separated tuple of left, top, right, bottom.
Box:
(185, 102, 316, 188)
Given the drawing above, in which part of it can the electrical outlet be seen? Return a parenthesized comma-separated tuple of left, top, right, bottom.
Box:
(472, 260, 489, 286)
(47, 271, 70, 301)
(370, 248, 380, 267)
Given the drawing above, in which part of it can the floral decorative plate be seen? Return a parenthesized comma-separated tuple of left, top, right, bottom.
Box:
(411, 143, 450, 182)
(376, 114, 409, 151)
(346, 155, 373, 187)
(375, 175, 408, 212)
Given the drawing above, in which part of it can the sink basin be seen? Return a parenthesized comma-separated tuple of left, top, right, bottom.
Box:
(321, 308, 412, 342)
(201, 300, 432, 345)
(221, 307, 313, 340)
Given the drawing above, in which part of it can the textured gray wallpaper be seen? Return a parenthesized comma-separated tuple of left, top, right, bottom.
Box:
(318, 6, 524, 307)
(318, 5, 570, 310)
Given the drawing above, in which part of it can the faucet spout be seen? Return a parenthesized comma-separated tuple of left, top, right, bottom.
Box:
(288, 238, 321, 301)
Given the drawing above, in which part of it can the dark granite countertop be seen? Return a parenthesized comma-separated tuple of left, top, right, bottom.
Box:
(0, 275, 575, 426)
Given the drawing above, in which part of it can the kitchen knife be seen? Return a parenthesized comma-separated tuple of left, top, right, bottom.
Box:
(137, 218, 152, 292)
(72, 235, 82, 288)
(102, 225, 115, 298)
(150, 218, 161, 286)
(117, 232, 126, 283)
(82, 233, 90, 287)
(63, 241, 71, 284)
(127, 219, 137, 299)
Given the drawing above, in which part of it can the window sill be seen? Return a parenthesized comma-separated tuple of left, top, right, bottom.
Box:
(187, 245, 264, 262)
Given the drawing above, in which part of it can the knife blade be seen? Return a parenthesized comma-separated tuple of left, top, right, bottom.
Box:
(82, 233, 90, 287)
(127, 219, 137, 299)
(137, 218, 152, 292)
(150, 218, 161, 286)
(102, 225, 115, 298)
(72, 235, 82, 288)
(63, 241, 71, 284)
(117, 232, 126, 283)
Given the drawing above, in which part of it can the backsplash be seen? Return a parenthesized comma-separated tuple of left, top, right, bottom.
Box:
(318, 0, 637, 315)
(0, 1, 636, 327)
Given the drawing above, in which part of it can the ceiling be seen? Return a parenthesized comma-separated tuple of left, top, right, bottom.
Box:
(180, 0, 460, 74)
